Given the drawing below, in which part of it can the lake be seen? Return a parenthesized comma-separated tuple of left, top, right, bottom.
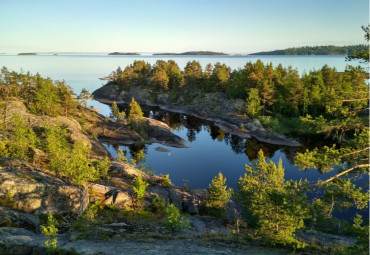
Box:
(0, 54, 358, 191)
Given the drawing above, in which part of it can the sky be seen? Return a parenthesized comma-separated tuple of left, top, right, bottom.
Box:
(0, 0, 368, 54)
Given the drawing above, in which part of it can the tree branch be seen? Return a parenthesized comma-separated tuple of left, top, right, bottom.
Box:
(320, 164, 370, 185)
(340, 98, 370, 102)
(341, 147, 370, 158)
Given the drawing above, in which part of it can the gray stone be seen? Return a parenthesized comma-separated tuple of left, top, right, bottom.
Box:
(0, 207, 40, 232)
(0, 157, 89, 215)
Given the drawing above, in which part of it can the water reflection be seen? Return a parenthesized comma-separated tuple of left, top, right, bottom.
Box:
(118, 105, 333, 166)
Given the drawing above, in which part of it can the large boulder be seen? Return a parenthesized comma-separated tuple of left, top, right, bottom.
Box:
(0, 157, 89, 215)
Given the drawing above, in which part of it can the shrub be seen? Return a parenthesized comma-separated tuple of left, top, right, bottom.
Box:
(132, 175, 149, 207)
(150, 195, 166, 214)
(161, 204, 189, 233)
(41, 213, 58, 253)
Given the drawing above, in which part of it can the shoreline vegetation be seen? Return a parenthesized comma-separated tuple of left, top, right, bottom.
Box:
(250, 44, 367, 55)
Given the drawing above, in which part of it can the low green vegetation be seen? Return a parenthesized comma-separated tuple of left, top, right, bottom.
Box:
(161, 204, 190, 233)
(41, 213, 59, 253)
(132, 175, 149, 207)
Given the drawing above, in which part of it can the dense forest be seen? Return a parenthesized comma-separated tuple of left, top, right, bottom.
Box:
(108, 55, 368, 134)
(250, 44, 368, 56)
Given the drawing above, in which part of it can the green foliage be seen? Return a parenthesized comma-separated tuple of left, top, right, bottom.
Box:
(110, 101, 125, 122)
(92, 156, 111, 180)
(246, 88, 263, 118)
(41, 213, 58, 252)
(44, 124, 107, 185)
(160, 174, 173, 188)
(346, 26, 369, 63)
(236, 150, 309, 248)
(3, 114, 39, 162)
(132, 175, 149, 205)
(0, 68, 79, 116)
(128, 97, 144, 123)
(78, 88, 92, 108)
(351, 214, 369, 253)
(204, 172, 233, 218)
(150, 195, 166, 214)
(161, 204, 189, 233)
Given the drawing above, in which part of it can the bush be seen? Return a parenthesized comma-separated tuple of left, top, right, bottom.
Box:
(161, 204, 189, 233)
(132, 175, 149, 206)
(150, 195, 166, 214)
(41, 213, 58, 253)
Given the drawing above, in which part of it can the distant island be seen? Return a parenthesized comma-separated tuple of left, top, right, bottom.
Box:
(108, 52, 140, 55)
(153, 51, 228, 56)
(18, 53, 37, 55)
(250, 44, 367, 55)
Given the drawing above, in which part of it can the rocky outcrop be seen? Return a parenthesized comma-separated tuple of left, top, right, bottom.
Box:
(0, 207, 40, 232)
(92, 84, 300, 147)
(146, 118, 189, 148)
(1, 101, 110, 159)
(80, 102, 189, 148)
(0, 157, 89, 215)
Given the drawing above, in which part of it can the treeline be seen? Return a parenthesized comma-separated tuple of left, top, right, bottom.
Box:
(109, 59, 368, 121)
(250, 44, 368, 55)
(0, 67, 94, 117)
(0, 68, 108, 185)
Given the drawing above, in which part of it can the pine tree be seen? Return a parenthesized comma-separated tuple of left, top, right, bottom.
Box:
(236, 150, 309, 248)
(205, 172, 233, 209)
(246, 88, 263, 118)
(78, 88, 92, 108)
(128, 97, 143, 123)
(110, 101, 125, 122)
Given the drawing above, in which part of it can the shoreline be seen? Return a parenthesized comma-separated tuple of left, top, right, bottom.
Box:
(93, 95, 300, 147)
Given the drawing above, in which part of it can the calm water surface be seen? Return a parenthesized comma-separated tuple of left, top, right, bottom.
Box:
(0, 54, 356, 190)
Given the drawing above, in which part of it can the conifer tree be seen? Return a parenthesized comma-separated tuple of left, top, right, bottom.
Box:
(110, 101, 125, 122)
(246, 88, 263, 118)
(236, 150, 309, 248)
(205, 172, 233, 209)
(128, 97, 143, 123)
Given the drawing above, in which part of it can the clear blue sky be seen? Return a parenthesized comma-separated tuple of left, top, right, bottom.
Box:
(0, 0, 368, 53)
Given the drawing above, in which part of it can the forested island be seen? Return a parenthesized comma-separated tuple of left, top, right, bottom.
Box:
(17, 53, 37, 55)
(250, 44, 367, 55)
(108, 52, 140, 55)
(153, 51, 228, 56)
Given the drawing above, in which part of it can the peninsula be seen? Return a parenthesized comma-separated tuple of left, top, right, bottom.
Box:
(250, 44, 367, 55)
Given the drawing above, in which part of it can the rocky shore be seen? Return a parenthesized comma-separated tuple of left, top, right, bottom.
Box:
(92, 83, 300, 147)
